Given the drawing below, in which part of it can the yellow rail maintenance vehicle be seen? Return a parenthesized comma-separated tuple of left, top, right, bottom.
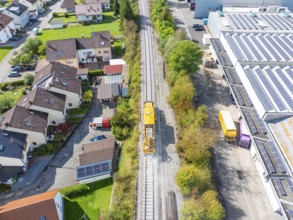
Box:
(143, 101, 155, 154)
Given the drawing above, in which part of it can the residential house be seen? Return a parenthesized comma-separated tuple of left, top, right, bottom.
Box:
(76, 138, 117, 182)
(18, 87, 67, 126)
(19, 0, 43, 18)
(61, 0, 75, 12)
(3, 2, 29, 28)
(97, 83, 120, 102)
(46, 39, 78, 68)
(85, 0, 110, 11)
(0, 105, 48, 149)
(46, 31, 112, 69)
(33, 62, 82, 109)
(0, 131, 28, 183)
(0, 13, 16, 43)
(0, 189, 64, 220)
(75, 4, 103, 23)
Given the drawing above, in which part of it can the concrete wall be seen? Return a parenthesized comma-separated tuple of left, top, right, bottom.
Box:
(0, 156, 25, 167)
(54, 192, 64, 220)
(194, 0, 293, 18)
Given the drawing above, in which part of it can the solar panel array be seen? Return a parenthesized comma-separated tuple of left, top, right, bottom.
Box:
(242, 108, 257, 134)
(227, 13, 262, 30)
(240, 87, 253, 106)
(256, 140, 276, 174)
(243, 66, 274, 111)
(259, 14, 293, 30)
(76, 160, 111, 180)
(267, 141, 286, 173)
(287, 179, 293, 193)
(253, 110, 267, 134)
(254, 67, 287, 111)
(217, 53, 233, 67)
(224, 33, 293, 62)
(232, 86, 245, 106)
(273, 179, 286, 196)
(211, 39, 225, 52)
(287, 209, 293, 220)
(223, 67, 241, 84)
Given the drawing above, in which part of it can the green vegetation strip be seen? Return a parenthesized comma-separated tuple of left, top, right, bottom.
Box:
(38, 12, 121, 43)
(0, 47, 13, 62)
(151, 0, 225, 219)
(61, 179, 113, 220)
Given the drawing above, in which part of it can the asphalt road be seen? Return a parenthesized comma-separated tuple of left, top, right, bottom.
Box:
(0, 0, 62, 83)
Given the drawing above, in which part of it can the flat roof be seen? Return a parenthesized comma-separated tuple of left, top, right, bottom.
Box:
(220, 110, 236, 129)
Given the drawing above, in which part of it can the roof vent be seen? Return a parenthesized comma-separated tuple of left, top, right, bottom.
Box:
(61, 82, 68, 86)
(0, 145, 3, 151)
(40, 91, 45, 95)
(2, 132, 8, 136)
(249, 11, 257, 17)
(29, 111, 34, 115)
(101, 41, 105, 46)
(217, 10, 224, 17)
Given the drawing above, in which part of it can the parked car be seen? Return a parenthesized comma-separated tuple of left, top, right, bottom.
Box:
(193, 24, 204, 31)
(89, 135, 106, 143)
(23, 65, 35, 71)
(11, 66, 22, 72)
(27, 22, 33, 26)
(30, 17, 37, 22)
(10, 36, 20, 41)
(8, 71, 21, 77)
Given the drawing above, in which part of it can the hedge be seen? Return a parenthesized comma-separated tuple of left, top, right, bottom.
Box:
(60, 184, 90, 199)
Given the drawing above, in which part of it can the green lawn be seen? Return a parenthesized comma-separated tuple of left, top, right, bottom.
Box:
(0, 47, 13, 62)
(113, 39, 124, 57)
(51, 15, 77, 23)
(0, 87, 25, 114)
(38, 12, 121, 43)
(70, 106, 90, 115)
(61, 179, 113, 220)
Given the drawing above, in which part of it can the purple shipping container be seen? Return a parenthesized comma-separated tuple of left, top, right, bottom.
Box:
(239, 120, 251, 148)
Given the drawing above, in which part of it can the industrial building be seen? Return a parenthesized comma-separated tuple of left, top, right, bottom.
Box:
(191, 0, 293, 18)
(207, 7, 293, 219)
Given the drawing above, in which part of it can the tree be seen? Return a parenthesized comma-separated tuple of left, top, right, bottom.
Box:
(24, 74, 34, 86)
(177, 126, 217, 167)
(113, 0, 120, 17)
(37, 44, 46, 56)
(21, 38, 43, 55)
(168, 75, 194, 112)
(120, 0, 134, 27)
(9, 54, 21, 66)
(20, 54, 32, 65)
(167, 40, 203, 73)
(83, 90, 93, 103)
(176, 164, 212, 196)
(181, 198, 204, 220)
(162, 29, 186, 57)
(201, 190, 225, 220)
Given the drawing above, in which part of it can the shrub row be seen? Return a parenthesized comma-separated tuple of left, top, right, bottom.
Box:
(109, 0, 141, 219)
(150, 0, 225, 219)
(0, 80, 25, 91)
(60, 183, 90, 199)
(0, 183, 11, 193)
(32, 143, 61, 157)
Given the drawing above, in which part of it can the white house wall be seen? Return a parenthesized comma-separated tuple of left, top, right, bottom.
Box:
(54, 192, 64, 220)
(29, 105, 65, 125)
(207, 13, 223, 38)
(77, 15, 93, 22)
(5, 127, 46, 148)
(77, 48, 96, 63)
(49, 87, 81, 109)
(19, 0, 42, 17)
(93, 47, 112, 61)
(3, 10, 29, 28)
(0, 156, 25, 167)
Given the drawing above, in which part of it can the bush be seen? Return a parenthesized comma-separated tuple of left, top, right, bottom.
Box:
(61, 184, 90, 198)
(24, 74, 34, 86)
(32, 143, 60, 156)
(53, 12, 58, 17)
(0, 184, 11, 193)
(0, 96, 13, 114)
(64, 12, 69, 18)
(0, 80, 25, 91)
(88, 69, 104, 76)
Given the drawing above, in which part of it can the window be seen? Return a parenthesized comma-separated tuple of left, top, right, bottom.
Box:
(33, 142, 37, 145)
(40, 216, 46, 220)
(52, 121, 56, 125)
(69, 103, 72, 107)
(81, 58, 84, 61)
(83, 52, 86, 55)
(98, 51, 101, 54)
(87, 51, 92, 55)
(104, 51, 109, 54)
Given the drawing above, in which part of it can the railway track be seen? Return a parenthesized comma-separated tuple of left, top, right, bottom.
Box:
(138, 0, 158, 218)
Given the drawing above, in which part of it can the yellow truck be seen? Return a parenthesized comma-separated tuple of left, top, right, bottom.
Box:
(218, 110, 237, 142)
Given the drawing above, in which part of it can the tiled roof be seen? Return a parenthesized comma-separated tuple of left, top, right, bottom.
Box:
(80, 138, 115, 165)
(91, 31, 111, 48)
(5, 2, 28, 16)
(18, 87, 66, 113)
(103, 64, 123, 75)
(0, 130, 27, 159)
(35, 59, 50, 72)
(75, 4, 102, 16)
(97, 83, 120, 100)
(0, 13, 13, 31)
(0, 106, 48, 134)
(46, 39, 77, 61)
(0, 190, 60, 220)
(61, 0, 75, 9)
(33, 62, 81, 95)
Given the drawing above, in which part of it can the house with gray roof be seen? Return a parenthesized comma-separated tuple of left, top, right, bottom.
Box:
(0, 106, 48, 149)
(18, 87, 67, 126)
(46, 31, 112, 69)
(3, 2, 29, 28)
(0, 131, 28, 183)
(75, 3, 103, 23)
(19, 0, 43, 18)
(85, 0, 110, 11)
(61, 0, 75, 12)
(33, 62, 81, 109)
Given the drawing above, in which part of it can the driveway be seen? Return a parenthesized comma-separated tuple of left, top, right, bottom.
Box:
(0, 0, 62, 83)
